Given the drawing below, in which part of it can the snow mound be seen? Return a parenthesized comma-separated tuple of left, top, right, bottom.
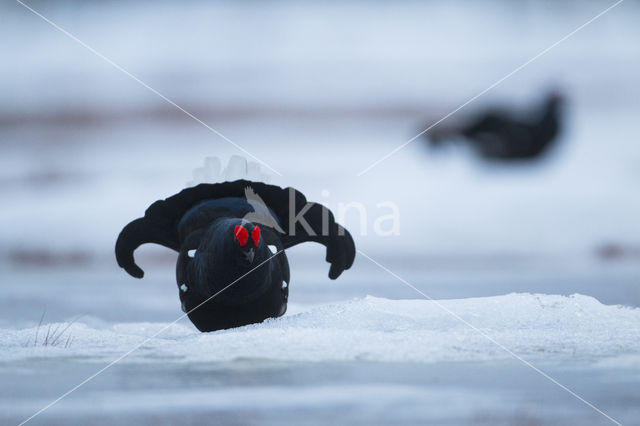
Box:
(2, 294, 638, 365)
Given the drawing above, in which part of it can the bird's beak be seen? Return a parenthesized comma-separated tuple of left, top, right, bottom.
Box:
(243, 248, 255, 264)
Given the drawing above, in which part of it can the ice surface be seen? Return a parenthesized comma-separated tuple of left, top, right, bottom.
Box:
(2, 293, 638, 366)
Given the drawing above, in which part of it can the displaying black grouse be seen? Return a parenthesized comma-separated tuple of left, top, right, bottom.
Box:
(427, 91, 564, 160)
(116, 180, 355, 332)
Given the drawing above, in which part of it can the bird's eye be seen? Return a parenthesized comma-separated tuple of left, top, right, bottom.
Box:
(251, 226, 261, 246)
(234, 225, 249, 246)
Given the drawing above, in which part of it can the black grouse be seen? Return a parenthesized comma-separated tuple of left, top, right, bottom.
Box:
(116, 180, 355, 332)
(427, 91, 564, 160)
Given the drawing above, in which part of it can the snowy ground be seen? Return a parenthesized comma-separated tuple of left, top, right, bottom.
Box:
(4, 292, 640, 366)
(2, 0, 640, 425)
(2, 263, 640, 425)
(1, 259, 638, 425)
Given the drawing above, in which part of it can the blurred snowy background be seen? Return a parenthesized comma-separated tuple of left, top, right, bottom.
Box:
(1, 0, 639, 424)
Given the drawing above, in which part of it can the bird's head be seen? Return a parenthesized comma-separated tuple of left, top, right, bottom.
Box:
(184, 218, 274, 301)
(232, 221, 263, 267)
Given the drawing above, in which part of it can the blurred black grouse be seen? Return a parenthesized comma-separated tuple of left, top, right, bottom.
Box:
(116, 180, 355, 332)
(427, 91, 564, 160)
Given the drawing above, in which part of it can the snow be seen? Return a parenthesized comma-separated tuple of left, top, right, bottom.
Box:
(3, 294, 638, 365)
(3, 385, 505, 420)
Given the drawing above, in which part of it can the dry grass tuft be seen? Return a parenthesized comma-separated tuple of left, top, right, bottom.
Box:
(22, 311, 78, 348)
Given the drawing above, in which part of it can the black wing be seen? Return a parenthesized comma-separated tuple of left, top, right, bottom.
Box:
(115, 180, 355, 280)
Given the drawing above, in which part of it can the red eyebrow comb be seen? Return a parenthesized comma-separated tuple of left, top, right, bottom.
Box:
(251, 226, 261, 246)
(234, 225, 248, 246)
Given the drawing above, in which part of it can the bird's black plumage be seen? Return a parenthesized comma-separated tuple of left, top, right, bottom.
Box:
(427, 92, 564, 160)
(115, 180, 355, 332)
